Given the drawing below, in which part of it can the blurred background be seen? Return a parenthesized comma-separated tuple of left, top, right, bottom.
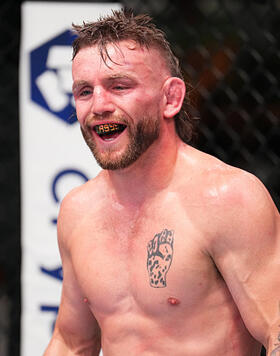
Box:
(0, 0, 279, 355)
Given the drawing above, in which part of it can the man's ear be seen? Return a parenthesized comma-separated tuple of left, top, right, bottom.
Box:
(163, 77, 186, 119)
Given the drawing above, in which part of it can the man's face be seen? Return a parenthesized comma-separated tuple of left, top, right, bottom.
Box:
(72, 41, 170, 170)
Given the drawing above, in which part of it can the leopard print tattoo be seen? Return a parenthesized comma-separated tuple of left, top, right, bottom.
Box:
(147, 229, 174, 288)
(271, 330, 280, 355)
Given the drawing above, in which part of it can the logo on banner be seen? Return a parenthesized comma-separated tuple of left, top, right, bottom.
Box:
(30, 30, 77, 124)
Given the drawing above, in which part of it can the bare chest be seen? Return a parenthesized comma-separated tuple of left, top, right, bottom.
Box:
(70, 204, 222, 319)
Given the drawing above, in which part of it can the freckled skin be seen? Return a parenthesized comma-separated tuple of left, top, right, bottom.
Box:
(44, 40, 280, 356)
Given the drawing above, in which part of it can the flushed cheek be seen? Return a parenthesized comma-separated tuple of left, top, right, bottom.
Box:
(75, 104, 90, 125)
(137, 91, 162, 110)
(121, 97, 159, 119)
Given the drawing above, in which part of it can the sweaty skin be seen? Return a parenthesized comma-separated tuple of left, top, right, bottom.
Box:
(44, 41, 280, 356)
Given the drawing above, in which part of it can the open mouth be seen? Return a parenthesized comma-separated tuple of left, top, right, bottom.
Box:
(94, 123, 127, 141)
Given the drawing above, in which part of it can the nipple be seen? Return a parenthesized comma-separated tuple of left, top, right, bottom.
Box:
(83, 297, 88, 303)
(167, 297, 180, 306)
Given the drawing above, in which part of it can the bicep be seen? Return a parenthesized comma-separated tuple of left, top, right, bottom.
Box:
(211, 174, 280, 346)
(215, 243, 279, 346)
(54, 197, 101, 353)
(54, 255, 101, 353)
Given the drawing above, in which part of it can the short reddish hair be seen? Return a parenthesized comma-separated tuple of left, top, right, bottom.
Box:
(72, 8, 197, 142)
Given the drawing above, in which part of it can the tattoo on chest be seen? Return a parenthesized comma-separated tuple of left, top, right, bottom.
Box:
(147, 229, 174, 288)
(271, 330, 280, 356)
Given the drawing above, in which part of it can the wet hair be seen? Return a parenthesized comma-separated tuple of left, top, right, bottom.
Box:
(72, 8, 197, 143)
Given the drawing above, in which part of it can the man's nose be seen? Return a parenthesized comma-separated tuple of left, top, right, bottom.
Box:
(90, 87, 115, 116)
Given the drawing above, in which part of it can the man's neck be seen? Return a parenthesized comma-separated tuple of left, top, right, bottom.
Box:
(104, 132, 180, 207)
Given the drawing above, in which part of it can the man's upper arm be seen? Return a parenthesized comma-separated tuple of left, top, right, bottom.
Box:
(209, 171, 280, 348)
(51, 192, 101, 354)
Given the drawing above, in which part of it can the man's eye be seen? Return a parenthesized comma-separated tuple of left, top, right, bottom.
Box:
(113, 85, 128, 91)
(80, 89, 92, 96)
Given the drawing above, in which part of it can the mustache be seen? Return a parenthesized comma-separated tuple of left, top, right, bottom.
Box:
(84, 114, 130, 128)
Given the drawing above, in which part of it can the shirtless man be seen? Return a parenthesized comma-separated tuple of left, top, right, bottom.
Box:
(44, 9, 280, 356)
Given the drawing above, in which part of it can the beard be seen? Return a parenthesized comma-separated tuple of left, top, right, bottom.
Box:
(81, 113, 160, 170)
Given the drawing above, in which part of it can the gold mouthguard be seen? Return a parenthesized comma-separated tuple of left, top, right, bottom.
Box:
(95, 123, 121, 135)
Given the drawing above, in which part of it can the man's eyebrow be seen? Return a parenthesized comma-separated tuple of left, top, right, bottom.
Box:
(106, 73, 137, 81)
(72, 80, 90, 92)
(72, 74, 137, 92)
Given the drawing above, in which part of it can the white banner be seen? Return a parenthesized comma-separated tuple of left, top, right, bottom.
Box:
(20, 2, 120, 355)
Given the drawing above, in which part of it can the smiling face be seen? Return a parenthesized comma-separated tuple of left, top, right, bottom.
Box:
(72, 41, 170, 170)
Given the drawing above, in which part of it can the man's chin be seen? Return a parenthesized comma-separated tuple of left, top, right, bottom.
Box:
(93, 152, 138, 170)
(96, 161, 129, 171)
(83, 114, 160, 170)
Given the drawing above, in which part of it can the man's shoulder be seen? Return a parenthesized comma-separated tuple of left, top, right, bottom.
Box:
(179, 144, 269, 206)
(57, 172, 108, 229)
(202, 160, 271, 212)
(61, 173, 106, 211)
(191, 155, 279, 253)
(178, 145, 278, 241)
(212, 165, 278, 237)
(56, 172, 109, 246)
